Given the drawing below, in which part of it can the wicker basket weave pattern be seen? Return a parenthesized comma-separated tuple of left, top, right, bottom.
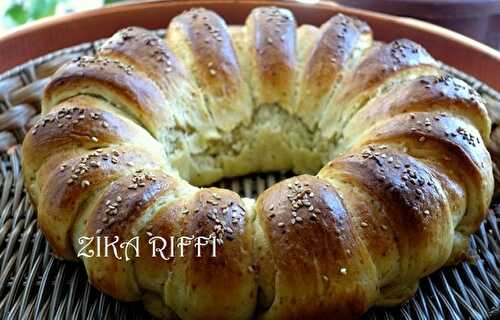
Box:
(0, 31, 498, 320)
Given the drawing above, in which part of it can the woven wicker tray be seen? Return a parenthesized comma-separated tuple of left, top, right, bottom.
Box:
(0, 30, 498, 320)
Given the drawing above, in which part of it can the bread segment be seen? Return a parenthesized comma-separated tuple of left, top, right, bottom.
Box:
(319, 39, 441, 140)
(43, 56, 172, 137)
(296, 13, 372, 129)
(353, 112, 493, 260)
(244, 7, 297, 113)
(342, 75, 490, 152)
(99, 27, 217, 140)
(319, 147, 455, 305)
(255, 175, 377, 318)
(166, 8, 252, 132)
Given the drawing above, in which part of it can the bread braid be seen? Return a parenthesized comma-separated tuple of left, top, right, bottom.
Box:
(22, 6, 493, 319)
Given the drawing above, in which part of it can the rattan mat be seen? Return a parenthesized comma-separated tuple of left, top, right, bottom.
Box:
(0, 31, 498, 320)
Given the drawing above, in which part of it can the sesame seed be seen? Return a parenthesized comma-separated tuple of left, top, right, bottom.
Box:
(360, 221, 368, 227)
(91, 136, 98, 142)
(81, 180, 90, 188)
(340, 267, 347, 275)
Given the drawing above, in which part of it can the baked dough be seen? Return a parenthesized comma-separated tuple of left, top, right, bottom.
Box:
(22, 7, 493, 319)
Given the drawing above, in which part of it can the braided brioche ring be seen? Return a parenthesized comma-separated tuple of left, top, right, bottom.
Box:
(22, 6, 493, 319)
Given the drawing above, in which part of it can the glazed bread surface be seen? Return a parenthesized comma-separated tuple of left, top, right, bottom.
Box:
(22, 6, 494, 320)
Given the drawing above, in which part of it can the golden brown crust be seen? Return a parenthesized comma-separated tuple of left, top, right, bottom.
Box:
(345, 75, 491, 143)
(37, 146, 164, 259)
(296, 14, 372, 123)
(245, 7, 297, 112)
(79, 171, 179, 300)
(166, 8, 252, 131)
(255, 175, 377, 319)
(43, 55, 172, 136)
(99, 27, 216, 136)
(319, 39, 441, 138)
(355, 112, 493, 234)
(164, 188, 256, 320)
(99, 27, 185, 88)
(322, 148, 449, 257)
(23, 96, 159, 173)
(345, 39, 438, 94)
(319, 147, 455, 304)
(21, 95, 165, 210)
(86, 171, 177, 237)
